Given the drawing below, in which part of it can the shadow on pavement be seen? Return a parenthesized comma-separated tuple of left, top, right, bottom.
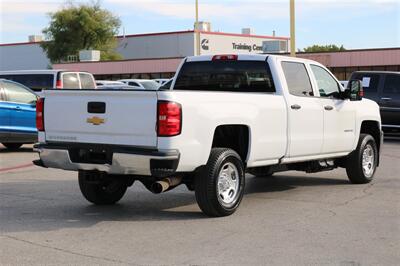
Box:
(0, 146, 34, 153)
(0, 173, 351, 233)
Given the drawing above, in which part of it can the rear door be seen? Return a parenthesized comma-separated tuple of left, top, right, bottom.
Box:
(43, 90, 159, 147)
(3, 81, 37, 134)
(380, 73, 400, 128)
(281, 61, 324, 158)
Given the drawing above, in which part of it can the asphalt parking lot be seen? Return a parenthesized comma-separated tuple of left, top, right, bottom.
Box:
(0, 139, 399, 265)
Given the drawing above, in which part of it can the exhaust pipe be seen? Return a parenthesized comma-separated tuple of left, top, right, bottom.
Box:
(151, 176, 182, 194)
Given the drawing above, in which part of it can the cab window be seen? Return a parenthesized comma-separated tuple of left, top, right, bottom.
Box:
(79, 73, 95, 89)
(310, 65, 340, 97)
(62, 73, 80, 89)
(4, 81, 37, 104)
(281, 62, 313, 96)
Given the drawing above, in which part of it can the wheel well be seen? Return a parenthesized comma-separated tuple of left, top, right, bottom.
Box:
(360, 120, 381, 152)
(211, 125, 250, 162)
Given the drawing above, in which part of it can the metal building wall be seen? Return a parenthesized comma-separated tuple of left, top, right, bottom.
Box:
(0, 43, 50, 71)
(115, 31, 195, 59)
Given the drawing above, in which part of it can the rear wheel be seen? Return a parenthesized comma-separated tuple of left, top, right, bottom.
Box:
(195, 148, 245, 217)
(78, 171, 128, 205)
(346, 134, 378, 184)
(2, 143, 23, 150)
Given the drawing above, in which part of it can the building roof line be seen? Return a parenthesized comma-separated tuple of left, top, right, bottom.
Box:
(54, 56, 185, 65)
(118, 30, 290, 40)
(0, 41, 43, 47)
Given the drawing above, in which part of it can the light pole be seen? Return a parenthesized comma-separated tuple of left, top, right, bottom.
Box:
(290, 0, 296, 57)
(195, 0, 201, 56)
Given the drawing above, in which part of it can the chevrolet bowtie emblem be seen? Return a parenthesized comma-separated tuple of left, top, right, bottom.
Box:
(86, 116, 105, 125)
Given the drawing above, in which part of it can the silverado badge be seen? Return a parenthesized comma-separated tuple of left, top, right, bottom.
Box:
(86, 116, 105, 125)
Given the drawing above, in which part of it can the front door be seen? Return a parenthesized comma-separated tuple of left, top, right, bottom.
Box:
(281, 61, 324, 158)
(310, 64, 356, 154)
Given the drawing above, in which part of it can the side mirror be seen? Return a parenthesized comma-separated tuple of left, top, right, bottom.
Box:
(345, 79, 363, 101)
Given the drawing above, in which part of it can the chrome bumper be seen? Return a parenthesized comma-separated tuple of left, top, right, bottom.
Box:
(34, 143, 179, 176)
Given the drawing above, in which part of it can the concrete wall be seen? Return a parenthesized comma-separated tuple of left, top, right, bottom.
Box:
(0, 43, 50, 71)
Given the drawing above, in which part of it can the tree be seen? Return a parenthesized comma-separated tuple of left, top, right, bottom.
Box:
(303, 44, 346, 53)
(41, 2, 122, 62)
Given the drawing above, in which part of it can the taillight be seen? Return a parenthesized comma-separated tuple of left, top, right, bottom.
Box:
(212, 54, 238, 61)
(359, 88, 364, 97)
(56, 79, 62, 89)
(36, 98, 44, 131)
(157, 101, 181, 137)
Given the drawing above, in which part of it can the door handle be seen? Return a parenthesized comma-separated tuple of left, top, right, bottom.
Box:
(324, 105, 334, 111)
(381, 98, 392, 101)
(291, 104, 301, 110)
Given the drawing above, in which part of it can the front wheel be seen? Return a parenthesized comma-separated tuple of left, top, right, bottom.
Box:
(78, 171, 128, 205)
(346, 134, 378, 184)
(195, 148, 245, 217)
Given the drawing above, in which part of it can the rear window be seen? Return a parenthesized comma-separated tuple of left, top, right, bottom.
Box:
(0, 74, 53, 90)
(62, 73, 80, 89)
(282, 62, 313, 97)
(174, 60, 275, 93)
(79, 73, 95, 89)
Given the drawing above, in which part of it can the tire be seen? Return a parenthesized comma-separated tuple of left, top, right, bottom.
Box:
(248, 167, 274, 178)
(2, 143, 23, 150)
(78, 171, 128, 205)
(346, 134, 378, 184)
(195, 148, 245, 217)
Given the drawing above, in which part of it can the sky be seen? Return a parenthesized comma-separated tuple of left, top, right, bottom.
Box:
(0, 0, 399, 50)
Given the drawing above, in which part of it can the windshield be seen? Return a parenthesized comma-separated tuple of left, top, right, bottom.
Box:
(139, 81, 160, 90)
(174, 60, 275, 93)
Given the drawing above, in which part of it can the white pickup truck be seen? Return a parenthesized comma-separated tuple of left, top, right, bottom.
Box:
(34, 54, 383, 217)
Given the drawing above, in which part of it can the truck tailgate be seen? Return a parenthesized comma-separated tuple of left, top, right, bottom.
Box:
(43, 90, 158, 147)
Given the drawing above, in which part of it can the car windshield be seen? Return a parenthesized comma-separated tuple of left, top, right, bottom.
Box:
(139, 81, 160, 90)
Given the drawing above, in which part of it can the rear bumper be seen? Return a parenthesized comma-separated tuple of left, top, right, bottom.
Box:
(34, 143, 180, 177)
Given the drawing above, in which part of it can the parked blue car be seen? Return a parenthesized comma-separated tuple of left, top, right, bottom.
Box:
(0, 79, 38, 150)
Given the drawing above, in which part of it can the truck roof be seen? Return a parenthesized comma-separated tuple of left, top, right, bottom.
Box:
(0, 70, 90, 75)
(185, 53, 317, 64)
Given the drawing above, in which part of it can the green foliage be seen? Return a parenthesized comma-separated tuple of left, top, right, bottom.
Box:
(303, 44, 346, 53)
(41, 2, 122, 63)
